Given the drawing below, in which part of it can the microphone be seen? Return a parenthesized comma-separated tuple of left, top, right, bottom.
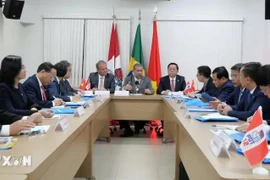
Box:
(135, 80, 139, 93)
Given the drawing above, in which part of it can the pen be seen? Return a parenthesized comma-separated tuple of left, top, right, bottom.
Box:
(211, 124, 226, 128)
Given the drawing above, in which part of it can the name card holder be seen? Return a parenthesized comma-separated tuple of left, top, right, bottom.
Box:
(55, 116, 70, 131)
(168, 91, 183, 96)
(84, 91, 94, 96)
(209, 134, 231, 158)
(220, 130, 237, 151)
(114, 90, 130, 96)
(95, 91, 110, 96)
(74, 106, 85, 117)
(83, 100, 92, 108)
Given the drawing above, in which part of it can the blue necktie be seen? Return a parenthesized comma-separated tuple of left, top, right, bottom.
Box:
(238, 90, 243, 103)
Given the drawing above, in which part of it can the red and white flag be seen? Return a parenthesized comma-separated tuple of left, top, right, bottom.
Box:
(183, 80, 195, 94)
(85, 79, 91, 90)
(107, 22, 123, 89)
(240, 107, 268, 166)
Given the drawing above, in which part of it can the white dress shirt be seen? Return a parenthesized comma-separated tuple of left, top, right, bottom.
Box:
(0, 117, 28, 136)
(98, 75, 105, 89)
(36, 75, 55, 106)
(169, 76, 176, 90)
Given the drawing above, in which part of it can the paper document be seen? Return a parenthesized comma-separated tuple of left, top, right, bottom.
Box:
(20, 125, 50, 134)
(201, 113, 238, 120)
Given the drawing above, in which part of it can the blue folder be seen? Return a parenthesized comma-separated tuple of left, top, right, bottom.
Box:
(81, 97, 95, 101)
(184, 99, 210, 107)
(194, 116, 239, 122)
(227, 131, 270, 143)
(236, 148, 270, 164)
(65, 101, 86, 107)
(43, 108, 76, 114)
(82, 94, 96, 98)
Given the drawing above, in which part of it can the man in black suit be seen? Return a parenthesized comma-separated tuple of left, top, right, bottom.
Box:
(23, 62, 65, 108)
(157, 63, 186, 137)
(157, 63, 186, 95)
(210, 63, 247, 108)
(59, 60, 79, 96)
(196, 66, 217, 96)
(89, 60, 115, 94)
(0, 110, 41, 136)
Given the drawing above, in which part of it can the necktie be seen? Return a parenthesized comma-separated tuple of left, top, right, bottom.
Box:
(171, 79, 175, 92)
(100, 77, 104, 89)
(238, 90, 243, 103)
(41, 85, 47, 101)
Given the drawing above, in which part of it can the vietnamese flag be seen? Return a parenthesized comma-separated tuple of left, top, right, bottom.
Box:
(148, 20, 161, 94)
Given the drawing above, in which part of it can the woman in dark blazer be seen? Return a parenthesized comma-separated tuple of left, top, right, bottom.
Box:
(0, 55, 54, 117)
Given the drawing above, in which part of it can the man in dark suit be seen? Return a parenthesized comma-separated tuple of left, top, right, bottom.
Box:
(196, 66, 217, 96)
(219, 62, 270, 120)
(157, 63, 186, 94)
(237, 65, 270, 133)
(47, 62, 81, 102)
(210, 66, 234, 102)
(210, 63, 247, 108)
(59, 60, 79, 96)
(89, 60, 115, 94)
(0, 110, 41, 136)
(23, 62, 65, 108)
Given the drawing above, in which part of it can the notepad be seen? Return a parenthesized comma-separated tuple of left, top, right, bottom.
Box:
(65, 101, 86, 107)
(236, 147, 270, 164)
(188, 108, 217, 113)
(195, 113, 239, 122)
(20, 125, 50, 135)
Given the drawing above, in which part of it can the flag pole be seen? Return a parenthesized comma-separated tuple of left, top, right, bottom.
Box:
(112, 7, 116, 23)
(153, 6, 158, 20)
(138, 9, 142, 22)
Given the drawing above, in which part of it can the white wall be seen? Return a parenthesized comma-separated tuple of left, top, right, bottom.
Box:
(1, 0, 269, 81)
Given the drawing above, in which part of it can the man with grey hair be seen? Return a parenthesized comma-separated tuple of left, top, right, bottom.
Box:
(88, 60, 115, 93)
(119, 63, 154, 137)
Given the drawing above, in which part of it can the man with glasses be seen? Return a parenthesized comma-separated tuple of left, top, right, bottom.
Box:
(218, 62, 270, 121)
(23, 62, 65, 108)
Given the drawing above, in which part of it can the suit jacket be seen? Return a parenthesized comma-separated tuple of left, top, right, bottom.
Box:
(213, 80, 234, 102)
(157, 75, 186, 94)
(198, 77, 217, 96)
(225, 87, 248, 106)
(60, 80, 78, 96)
(228, 87, 270, 120)
(47, 78, 71, 102)
(23, 75, 54, 108)
(123, 75, 154, 94)
(89, 72, 115, 94)
(0, 83, 40, 116)
(0, 110, 23, 125)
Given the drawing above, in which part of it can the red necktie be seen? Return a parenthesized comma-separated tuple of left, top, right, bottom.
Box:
(41, 85, 47, 101)
(171, 79, 175, 92)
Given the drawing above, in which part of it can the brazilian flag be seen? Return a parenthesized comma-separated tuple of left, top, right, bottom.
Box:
(127, 24, 145, 76)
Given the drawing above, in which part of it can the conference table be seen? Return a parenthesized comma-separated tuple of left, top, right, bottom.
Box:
(0, 95, 269, 180)
(0, 174, 27, 180)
